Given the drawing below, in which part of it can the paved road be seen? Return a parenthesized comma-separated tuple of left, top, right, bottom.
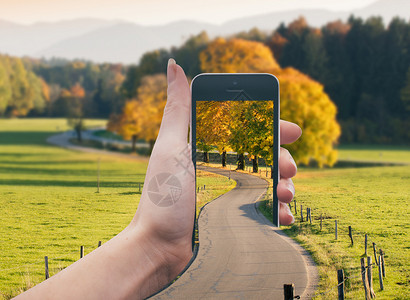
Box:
(152, 166, 317, 299)
(48, 132, 318, 299)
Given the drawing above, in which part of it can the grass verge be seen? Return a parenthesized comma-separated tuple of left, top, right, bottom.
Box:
(259, 164, 410, 300)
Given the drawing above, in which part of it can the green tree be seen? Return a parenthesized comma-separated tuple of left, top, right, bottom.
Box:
(0, 56, 12, 115)
(171, 31, 210, 78)
(7, 57, 34, 116)
(121, 50, 170, 99)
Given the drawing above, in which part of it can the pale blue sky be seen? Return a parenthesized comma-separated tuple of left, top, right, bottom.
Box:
(1, 0, 378, 25)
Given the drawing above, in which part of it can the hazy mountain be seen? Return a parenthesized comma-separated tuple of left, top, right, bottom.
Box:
(219, 0, 409, 35)
(35, 20, 217, 64)
(0, 18, 118, 56)
(0, 0, 408, 64)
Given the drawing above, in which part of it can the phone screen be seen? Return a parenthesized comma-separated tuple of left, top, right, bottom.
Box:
(190, 73, 279, 251)
(194, 99, 277, 223)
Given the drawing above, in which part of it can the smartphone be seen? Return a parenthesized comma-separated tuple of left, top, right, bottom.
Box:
(190, 73, 280, 248)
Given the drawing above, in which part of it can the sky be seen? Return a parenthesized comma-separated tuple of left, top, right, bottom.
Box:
(0, 0, 378, 25)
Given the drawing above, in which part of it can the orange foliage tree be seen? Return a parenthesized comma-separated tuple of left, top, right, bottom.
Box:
(199, 38, 340, 167)
(200, 38, 280, 73)
(196, 101, 232, 165)
(108, 74, 167, 152)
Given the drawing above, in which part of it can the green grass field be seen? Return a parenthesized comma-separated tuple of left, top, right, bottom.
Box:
(0, 119, 235, 298)
(337, 144, 410, 164)
(260, 162, 410, 299)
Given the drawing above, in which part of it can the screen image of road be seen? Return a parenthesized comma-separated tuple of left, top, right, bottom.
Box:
(195, 100, 274, 178)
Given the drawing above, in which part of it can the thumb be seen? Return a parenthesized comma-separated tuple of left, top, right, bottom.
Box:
(156, 59, 191, 145)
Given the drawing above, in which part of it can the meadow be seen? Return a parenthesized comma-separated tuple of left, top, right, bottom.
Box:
(259, 153, 410, 299)
(0, 119, 235, 298)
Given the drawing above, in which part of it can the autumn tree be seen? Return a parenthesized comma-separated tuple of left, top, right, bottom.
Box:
(274, 67, 340, 167)
(107, 100, 140, 151)
(109, 74, 167, 153)
(267, 32, 288, 62)
(199, 38, 341, 167)
(200, 38, 280, 73)
(196, 101, 232, 165)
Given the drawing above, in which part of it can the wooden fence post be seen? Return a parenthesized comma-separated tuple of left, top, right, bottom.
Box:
(45, 256, 49, 279)
(378, 255, 384, 290)
(306, 207, 309, 223)
(348, 226, 353, 246)
(373, 243, 378, 266)
(97, 157, 100, 193)
(294, 199, 297, 215)
(380, 249, 386, 277)
(361, 257, 371, 300)
(284, 283, 294, 300)
(337, 269, 345, 300)
(335, 220, 338, 240)
(98, 241, 102, 247)
(365, 234, 368, 256)
(320, 214, 323, 231)
(301, 205, 303, 222)
(80, 246, 84, 259)
(367, 256, 376, 298)
(309, 208, 312, 224)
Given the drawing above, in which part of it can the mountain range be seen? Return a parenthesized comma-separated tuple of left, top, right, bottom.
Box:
(0, 0, 408, 65)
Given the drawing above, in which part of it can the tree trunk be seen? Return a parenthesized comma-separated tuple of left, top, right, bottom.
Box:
(252, 156, 258, 173)
(237, 153, 245, 170)
(203, 151, 209, 163)
(76, 128, 82, 142)
(131, 135, 137, 152)
(271, 165, 274, 179)
(222, 151, 227, 167)
(149, 140, 155, 154)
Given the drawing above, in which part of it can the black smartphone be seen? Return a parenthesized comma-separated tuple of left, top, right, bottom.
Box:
(190, 73, 280, 248)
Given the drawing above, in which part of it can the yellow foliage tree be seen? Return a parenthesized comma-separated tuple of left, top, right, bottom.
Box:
(200, 38, 280, 73)
(199, 38, 340, 167)
(108, 74, 167, 152)
(196, 101, 232, 165)
(274, 67, 340, 167)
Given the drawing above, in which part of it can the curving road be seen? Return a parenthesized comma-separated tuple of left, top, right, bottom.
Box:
(152, 166, 318, 299)
(48, 132, 318, 299)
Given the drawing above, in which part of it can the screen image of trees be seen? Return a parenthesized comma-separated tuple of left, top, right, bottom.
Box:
(196, 100, 274, 172)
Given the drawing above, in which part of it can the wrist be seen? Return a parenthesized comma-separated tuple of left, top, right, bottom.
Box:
(128, 223, 192, 297)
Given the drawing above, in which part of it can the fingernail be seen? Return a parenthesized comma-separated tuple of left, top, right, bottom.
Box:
(167, 58, 176, 83)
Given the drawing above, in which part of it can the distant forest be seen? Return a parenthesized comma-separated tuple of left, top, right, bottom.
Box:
(1, 15, 409, 144)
